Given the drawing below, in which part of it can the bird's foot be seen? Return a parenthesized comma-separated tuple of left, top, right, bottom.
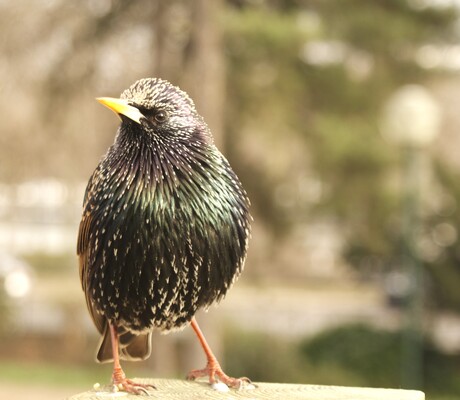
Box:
(112, 369, 155, 395)
(186, 360, 253, 390)
(112, 379, 155, 396)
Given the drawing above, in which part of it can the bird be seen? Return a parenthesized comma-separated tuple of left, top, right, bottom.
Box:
(77, 78, 252, 395)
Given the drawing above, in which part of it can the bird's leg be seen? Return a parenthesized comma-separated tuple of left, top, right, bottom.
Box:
(186, 317, 252, 389)
(109, 323, 155, 395)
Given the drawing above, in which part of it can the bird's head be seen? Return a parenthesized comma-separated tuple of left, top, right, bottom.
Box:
(97, 78, 210, 144)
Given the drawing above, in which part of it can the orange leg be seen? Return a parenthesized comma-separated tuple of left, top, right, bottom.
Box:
(186, 317, 251, 389)
(109, 323, 155, 395)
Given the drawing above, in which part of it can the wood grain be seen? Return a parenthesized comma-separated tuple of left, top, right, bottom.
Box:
(68, 378, 425, 400)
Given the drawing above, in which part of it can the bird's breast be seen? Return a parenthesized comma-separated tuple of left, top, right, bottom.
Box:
(87, 160, 250, 331)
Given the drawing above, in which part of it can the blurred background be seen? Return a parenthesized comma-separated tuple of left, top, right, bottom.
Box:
(1, 0, 460, 399)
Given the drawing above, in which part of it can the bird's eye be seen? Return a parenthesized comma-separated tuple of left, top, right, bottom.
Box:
(154, 111, 168, 123)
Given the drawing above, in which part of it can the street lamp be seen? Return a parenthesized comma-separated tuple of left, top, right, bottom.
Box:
(380, 85, 441, 148)
(379, 85, 441, 389)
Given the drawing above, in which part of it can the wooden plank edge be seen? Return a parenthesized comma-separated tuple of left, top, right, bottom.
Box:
(68, 378, 425, 400)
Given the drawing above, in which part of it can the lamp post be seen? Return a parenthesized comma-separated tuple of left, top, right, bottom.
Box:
(380, 85, 441, 389)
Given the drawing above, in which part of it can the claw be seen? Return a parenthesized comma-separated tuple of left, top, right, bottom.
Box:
(113, 378, 156, 396)
(188, 318, 255, 390)
(106, 324, 156, 395)
(187, 362, 254, 390)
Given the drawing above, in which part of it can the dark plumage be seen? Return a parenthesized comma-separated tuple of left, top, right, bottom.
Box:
(77, 78, 251, 394)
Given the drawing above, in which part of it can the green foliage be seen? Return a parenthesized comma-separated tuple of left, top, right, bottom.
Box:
(225, 7, 311, 234)
(225, 7, 304, 50)
(423, 162, 460, 311)
(223, 326, 365, 386)
(224, 328, 304, 383)
(0, 360, 109, 387)
(300, 324, 402, 387)
(318, 0, 456, 52)
(0, 359, 152, 388)
(224, 323, 460, 398)
(224, 0, 460, 315)
(299, 324, 460, 396)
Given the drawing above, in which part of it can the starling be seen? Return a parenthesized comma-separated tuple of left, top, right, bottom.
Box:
(77, 78, 251, 394)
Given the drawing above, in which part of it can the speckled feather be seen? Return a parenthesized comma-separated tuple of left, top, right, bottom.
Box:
(77, 78, 251, 362)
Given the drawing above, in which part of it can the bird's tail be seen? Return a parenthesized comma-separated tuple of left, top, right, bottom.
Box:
(96, 324, 152, 363)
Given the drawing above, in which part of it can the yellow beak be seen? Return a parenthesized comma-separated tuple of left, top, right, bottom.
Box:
(96, 97, 144, 124)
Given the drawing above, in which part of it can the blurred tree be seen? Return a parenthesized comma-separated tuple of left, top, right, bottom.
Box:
(0, 0, 226, 179)
(1, 0, 460, 311)
(223, 0, 460, 313)
(299, 324, 460, 397)
(424, 161, 460, 311)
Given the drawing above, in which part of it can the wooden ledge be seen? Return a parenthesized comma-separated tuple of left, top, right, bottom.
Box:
(68, 378, 425, 400)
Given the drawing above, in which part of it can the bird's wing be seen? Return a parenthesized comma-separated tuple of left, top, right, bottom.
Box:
(77, 205, 106, 335)
(77, 212, 92, 288)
